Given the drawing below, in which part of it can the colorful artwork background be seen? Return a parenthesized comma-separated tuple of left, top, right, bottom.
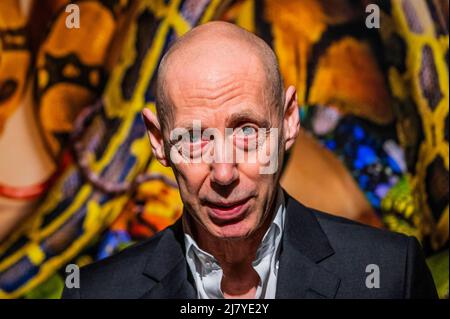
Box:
(0, 0, 448, 299)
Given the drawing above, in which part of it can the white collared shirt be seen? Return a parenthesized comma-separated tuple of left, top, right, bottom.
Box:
(183, 190, 286, 299)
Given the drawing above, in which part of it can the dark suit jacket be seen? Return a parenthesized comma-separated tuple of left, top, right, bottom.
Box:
(62, 194, 438, 299)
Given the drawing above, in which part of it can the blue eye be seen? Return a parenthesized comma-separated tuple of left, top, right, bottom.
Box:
(189, 132, 201, 143)
(234, 125, 259, 151)
(241, 126, 256, 136)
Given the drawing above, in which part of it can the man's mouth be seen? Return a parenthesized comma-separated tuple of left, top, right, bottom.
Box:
(205, 197, 252, 224)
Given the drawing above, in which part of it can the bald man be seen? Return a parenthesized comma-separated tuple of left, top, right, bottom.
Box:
(62, 22, 437, 299)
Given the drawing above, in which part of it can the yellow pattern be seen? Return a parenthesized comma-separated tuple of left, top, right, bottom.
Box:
(0, 0, 223, 298)
(381, 0, 449, 250)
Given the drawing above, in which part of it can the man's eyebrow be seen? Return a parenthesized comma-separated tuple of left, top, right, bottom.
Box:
(173, 120, 204, 131)
(226, 111, 271, 128)
(174, 123, 195, 131)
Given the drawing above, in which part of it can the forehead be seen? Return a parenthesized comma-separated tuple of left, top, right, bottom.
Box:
(166, 41, 268, 93)
(164, 42, 272, 127)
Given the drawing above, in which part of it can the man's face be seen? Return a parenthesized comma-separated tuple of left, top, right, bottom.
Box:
(163, 48, 284, 239)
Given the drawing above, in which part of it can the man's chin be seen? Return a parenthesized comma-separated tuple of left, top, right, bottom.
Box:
(208, 221, 254, 240)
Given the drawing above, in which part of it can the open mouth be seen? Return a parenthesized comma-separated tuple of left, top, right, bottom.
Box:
(205, 197, 252, 224)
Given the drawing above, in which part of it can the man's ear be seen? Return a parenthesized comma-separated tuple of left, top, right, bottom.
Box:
(142, 108, 169, 167)
(282, 85, 300, 151)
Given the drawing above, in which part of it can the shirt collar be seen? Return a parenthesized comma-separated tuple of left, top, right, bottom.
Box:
(255, 189, 285, 261)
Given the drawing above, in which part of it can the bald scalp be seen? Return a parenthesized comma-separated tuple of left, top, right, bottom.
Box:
(155, 21, 284, 134)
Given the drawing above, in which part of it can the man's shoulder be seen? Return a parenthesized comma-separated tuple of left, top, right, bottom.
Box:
(67, 228, 174, 298)
(81, 230, 165, 275)
(311, 208, 409, 250)
(306, 206, 414, 275)
(285, 194, 411, 255)
(294, 205, 437, 298)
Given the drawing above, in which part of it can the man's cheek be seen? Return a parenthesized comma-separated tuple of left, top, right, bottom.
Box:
(176, 164, 207, 189)
(238, 162, 264, 180)
(242, 165, 275, 192)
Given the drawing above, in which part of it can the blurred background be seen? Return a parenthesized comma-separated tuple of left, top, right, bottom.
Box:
(0, 0, 448, 299)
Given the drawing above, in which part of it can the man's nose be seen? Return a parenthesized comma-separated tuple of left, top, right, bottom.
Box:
(210, 163, 238, 186)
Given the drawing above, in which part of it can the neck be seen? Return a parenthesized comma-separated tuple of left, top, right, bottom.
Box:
(191, 193, 278, 267)
(185, 191, 280, 297)
(196, 212, 274, 298)
(197, 218, 270, 267)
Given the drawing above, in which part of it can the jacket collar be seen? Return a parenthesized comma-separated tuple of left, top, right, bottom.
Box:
(139, 191, 340, 299)
(140, 220, 196, 299)
(276, 192, 340, 298)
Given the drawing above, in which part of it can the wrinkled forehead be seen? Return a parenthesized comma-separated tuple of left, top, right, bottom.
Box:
(163, 40, 272, 122)
(165, 39, 268, 93)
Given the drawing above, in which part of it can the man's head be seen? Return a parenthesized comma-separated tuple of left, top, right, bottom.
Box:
(143, 21, 299, 239)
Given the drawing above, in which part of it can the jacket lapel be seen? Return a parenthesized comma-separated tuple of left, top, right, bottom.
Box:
(139, 220, 197, 299)
(276, 194, 341, 298)
(138, 193, 340, 299)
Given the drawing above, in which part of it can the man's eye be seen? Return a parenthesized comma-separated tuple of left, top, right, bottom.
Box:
(237, 126, 257, 137)
(189, 132, 202, 143)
